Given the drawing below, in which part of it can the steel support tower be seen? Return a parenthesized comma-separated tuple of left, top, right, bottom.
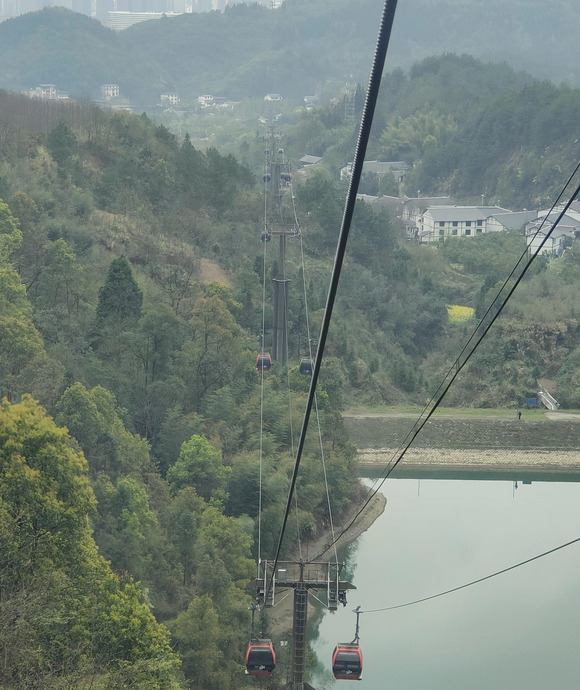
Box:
(263, 125, 297, 366)
(256, 560, 355, 689)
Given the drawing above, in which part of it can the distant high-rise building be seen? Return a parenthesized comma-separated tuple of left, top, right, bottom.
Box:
(0, 0, 283, 26)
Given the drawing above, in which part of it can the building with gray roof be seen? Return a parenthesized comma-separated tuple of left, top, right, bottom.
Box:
(417, 205, 511, 242)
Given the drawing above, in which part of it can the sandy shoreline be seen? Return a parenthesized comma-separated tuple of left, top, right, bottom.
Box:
(358, 447, 580, 478)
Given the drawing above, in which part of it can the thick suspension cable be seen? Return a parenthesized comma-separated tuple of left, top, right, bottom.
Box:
(287, 364, 304, 561)
(265, 0, 399, 603)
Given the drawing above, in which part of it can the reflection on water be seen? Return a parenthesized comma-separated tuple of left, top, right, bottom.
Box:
(310, 479, 580, 689)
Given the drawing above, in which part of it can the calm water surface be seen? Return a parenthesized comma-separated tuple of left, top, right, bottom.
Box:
(310, 479, 580, 689)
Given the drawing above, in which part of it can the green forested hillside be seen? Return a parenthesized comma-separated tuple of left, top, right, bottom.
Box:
(0, 90, 362, 688)
(0, 397, 182, 688)
(3, 47, 580, 686)
(1, 0, 580, 104)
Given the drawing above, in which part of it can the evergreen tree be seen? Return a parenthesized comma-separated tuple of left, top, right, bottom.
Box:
(97, 255, 143, 321)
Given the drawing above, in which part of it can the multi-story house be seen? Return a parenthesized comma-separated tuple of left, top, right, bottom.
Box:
(417, 205, 510, 243)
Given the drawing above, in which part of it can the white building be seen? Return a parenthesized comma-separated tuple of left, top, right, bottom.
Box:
(402, 196, 452, 239)
(298, 154, 322, 168)
(417, 205, 510, 243)
(107, 11, 182, 30)
(526, 225, 575, 256)
(485, 210, 538, 234)
(25, 84, 69, 100)
(161, 93, 180, 106)
(101, 84, 120, 100)
(525, 206, 580, 256)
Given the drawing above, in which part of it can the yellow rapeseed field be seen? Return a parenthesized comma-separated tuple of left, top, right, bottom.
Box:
(447, 304, 475, 322)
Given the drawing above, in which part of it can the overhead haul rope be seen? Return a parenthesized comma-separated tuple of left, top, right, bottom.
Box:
(292, 182, 340, 568)
(285, 181, 304, 563)
(289, 392, 304, 563)
(257, 161, 271, 580)
(313, 160, 580, 561)
(264, 0, 400, 605)
(361, 535, 580, 613)
(257, 132, 306, 583)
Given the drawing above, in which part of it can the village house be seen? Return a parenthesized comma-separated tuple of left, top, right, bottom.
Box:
(298, 155, 322, 168)
(160, 93, 180, 106)
(416, 205, 511, 243)
(402, 196, 453, 239)
(27, 84, 69, 100)
(485, 209, 538, 233)
(101, 84, 120, 100)
(356, 193, 401, 211)
(525, 206, 580, 256)
(340, 160, 409, 183)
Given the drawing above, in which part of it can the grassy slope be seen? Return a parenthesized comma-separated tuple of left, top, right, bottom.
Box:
(344, 408, 580, 450)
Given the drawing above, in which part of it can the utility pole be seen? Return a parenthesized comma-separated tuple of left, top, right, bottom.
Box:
(256, 560, 355, 689)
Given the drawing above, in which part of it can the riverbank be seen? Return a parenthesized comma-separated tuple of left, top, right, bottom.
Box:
(268, 488, 386, 637)
(358, 447, 580, 481)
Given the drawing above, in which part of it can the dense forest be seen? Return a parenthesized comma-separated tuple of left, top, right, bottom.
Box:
(0, 80, 372, 686)
(3, 49, 580, 687)
(1, 0, 580, 104)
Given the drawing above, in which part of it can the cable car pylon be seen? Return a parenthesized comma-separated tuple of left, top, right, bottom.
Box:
(256, 559, 356, 689)
(262, 121, 297, 366)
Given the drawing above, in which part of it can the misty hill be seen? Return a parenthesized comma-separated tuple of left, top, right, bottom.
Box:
(0, 7, 172, 101)
(1, 0, 580, 105)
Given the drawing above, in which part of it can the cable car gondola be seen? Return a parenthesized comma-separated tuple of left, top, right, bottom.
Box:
(256, 353, 272, 371)
(245, 639, 276, 676)
(299, 357, 313, 375)
(332, 643, 363, 680)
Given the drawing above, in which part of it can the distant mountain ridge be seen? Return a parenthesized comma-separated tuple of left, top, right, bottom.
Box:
(0, 0, 579, 106)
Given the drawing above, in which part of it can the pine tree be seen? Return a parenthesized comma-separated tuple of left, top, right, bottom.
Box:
(97, 255, 143, 321)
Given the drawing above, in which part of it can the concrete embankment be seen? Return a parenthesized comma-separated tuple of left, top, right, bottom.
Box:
(346, 414, 580, 481)
(358, 447, 580, 481)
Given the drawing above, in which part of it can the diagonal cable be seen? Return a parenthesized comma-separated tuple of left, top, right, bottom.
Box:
(265, 0, 399, 603)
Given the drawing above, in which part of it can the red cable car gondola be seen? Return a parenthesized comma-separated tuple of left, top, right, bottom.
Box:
(245, 639, 276, 676)
(256, 353, 272, 371)
(331, 643, 363, 680)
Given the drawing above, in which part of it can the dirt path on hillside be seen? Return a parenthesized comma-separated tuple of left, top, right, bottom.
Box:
(200, 258, 231, 286)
